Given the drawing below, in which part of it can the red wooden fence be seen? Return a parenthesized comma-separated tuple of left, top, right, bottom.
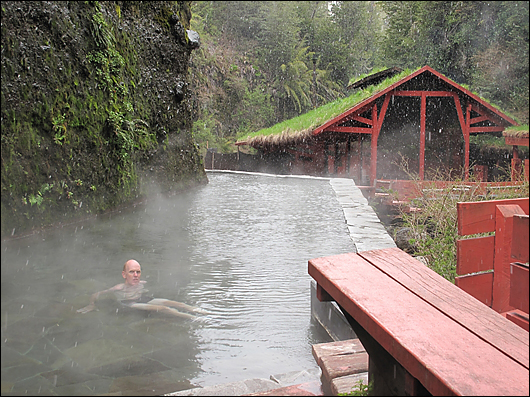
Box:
(456, 197, 529, 330)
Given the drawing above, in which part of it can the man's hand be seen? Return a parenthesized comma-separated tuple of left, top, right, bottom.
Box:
(77, 303, 97, 314)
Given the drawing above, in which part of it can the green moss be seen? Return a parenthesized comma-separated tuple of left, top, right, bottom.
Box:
(1, 1, 203, 238)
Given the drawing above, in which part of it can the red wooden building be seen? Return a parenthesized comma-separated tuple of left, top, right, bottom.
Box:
(236, 66, 520, 186)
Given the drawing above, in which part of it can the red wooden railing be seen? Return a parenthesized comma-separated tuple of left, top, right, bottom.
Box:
(456, 197, 529, 330)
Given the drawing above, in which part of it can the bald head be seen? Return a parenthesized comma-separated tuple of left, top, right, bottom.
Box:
(122, 259, 142, 286)
(123, 259, 140, 272)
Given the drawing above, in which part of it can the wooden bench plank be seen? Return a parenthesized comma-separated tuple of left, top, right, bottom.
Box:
(457, 197, 529, 235)
(309, 251, 529, 396)
(359, 247, 529, 368)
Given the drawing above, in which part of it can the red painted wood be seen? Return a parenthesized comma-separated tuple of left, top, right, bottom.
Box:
(370, 104, 379, 187)
(456, 236, 495, 275)
(369, 94, 391, 186)
(392, 90, 455, 97)
(453, 95, 470, 180)
(457, 198, 529, 236)
(316, 283, 333, 302)
(455, 272, 494, 306)
(469, 126, 505, 133)
(469, 103, 512, 128)
(510, 263, 529, 314)
(308, 248, 529, 395)
(312, 66, 517, 140)
(359, 248, 528, 368)
(511, 214, 529, 263)
(324, 126, 372, 134)
(506, 310, 530, 331)
(469, 115, 491, 124)
(351, 115, 373, 126)
(505, 136, 530, 146)
(492, 205, 527, 313)
(419, 93, 426, 181)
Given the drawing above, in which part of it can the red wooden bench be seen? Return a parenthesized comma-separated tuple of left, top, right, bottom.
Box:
(456, 197, 529, 330)
(309, 247, 529, 396)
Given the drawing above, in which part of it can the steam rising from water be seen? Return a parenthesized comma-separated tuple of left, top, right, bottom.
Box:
(1, 172, 355, 392)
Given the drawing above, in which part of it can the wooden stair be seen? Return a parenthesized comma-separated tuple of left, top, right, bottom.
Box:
(312, 339, 369, 395)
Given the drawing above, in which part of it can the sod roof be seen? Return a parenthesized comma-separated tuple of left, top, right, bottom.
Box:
(236, 66, 519, 149)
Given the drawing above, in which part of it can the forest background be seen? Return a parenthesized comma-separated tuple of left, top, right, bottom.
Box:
(188, 1, 529, 155)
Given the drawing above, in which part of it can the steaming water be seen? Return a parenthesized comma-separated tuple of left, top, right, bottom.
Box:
(1, 171, 355, 395)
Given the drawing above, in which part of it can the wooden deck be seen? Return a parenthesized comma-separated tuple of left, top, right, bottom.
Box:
(309, 247, 529, 396)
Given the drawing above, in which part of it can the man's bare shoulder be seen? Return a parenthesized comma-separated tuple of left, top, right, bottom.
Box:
(109, 283, 126, 291)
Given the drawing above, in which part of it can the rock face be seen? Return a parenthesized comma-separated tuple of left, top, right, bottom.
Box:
(1, 1, 207, 238)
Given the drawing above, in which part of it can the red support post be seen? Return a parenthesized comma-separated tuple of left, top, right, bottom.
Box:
(419, 93, 426, 181)
(370, 104, 378, 186)
(492, 204, 526, 313)
(369, 93, 391, 186)
(465, 104, 471, 180)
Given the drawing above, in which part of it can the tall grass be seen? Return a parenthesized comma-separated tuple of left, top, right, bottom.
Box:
(394, 168, 529, 282)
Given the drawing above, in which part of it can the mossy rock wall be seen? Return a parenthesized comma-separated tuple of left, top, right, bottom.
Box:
(1, 1, 207, 238)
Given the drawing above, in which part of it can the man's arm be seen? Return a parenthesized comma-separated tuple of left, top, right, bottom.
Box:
(77, 284, 122, 314)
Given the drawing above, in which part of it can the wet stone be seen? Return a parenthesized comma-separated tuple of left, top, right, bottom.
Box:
(23, 337, 65, 366)
(1, 345, 41, 367)
(7, 374, 56, 396)
(40, 367, 99, 388)
(142, 345, 196, 370)
(1, 361, 49, 383)
(87, 355, 172, 378)
(109, 370, 195, 396)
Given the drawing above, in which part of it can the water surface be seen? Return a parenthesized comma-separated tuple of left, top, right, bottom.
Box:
(1, 171, 355, 395)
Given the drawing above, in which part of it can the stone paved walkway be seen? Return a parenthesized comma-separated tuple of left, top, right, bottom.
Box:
(329, 178, 396, 252)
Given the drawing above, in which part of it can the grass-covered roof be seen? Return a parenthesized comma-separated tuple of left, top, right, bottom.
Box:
(236, 68, 415, 147)
(236, 66, 518, 148)
(503, 125, 529, 138)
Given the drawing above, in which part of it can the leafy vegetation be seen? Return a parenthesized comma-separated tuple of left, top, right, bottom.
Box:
(190, 1, 528, 154)
(338, 379, 374, 396)
(238, 68, 414, 142)
(1, 1, 204, 238)
(393, 170, 529, 283)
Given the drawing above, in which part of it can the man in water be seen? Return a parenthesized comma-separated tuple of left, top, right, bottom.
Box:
(77, 259, 204, 319)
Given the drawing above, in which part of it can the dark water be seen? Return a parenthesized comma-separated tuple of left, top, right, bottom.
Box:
(1, 171, 355, 395)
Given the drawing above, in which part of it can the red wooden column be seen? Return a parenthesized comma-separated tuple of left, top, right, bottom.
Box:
(453, 94, 470, 180)
(492, 204, 526, 313)
(419, 93, 426, 180)
(370, 103, 379, 186)
(369, 94, 391, 186)
(465, 104, 471, 180)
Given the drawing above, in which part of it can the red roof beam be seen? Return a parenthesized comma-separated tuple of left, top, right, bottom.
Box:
(469, 126, 505, 133)
(505, 136, 529, 146)
(392, 90, 456, 97)
(470, 115, 492, 125)
(351, 115, 373, 126)
(470, 103, 511, 127)
(323, 126, 373, 134)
